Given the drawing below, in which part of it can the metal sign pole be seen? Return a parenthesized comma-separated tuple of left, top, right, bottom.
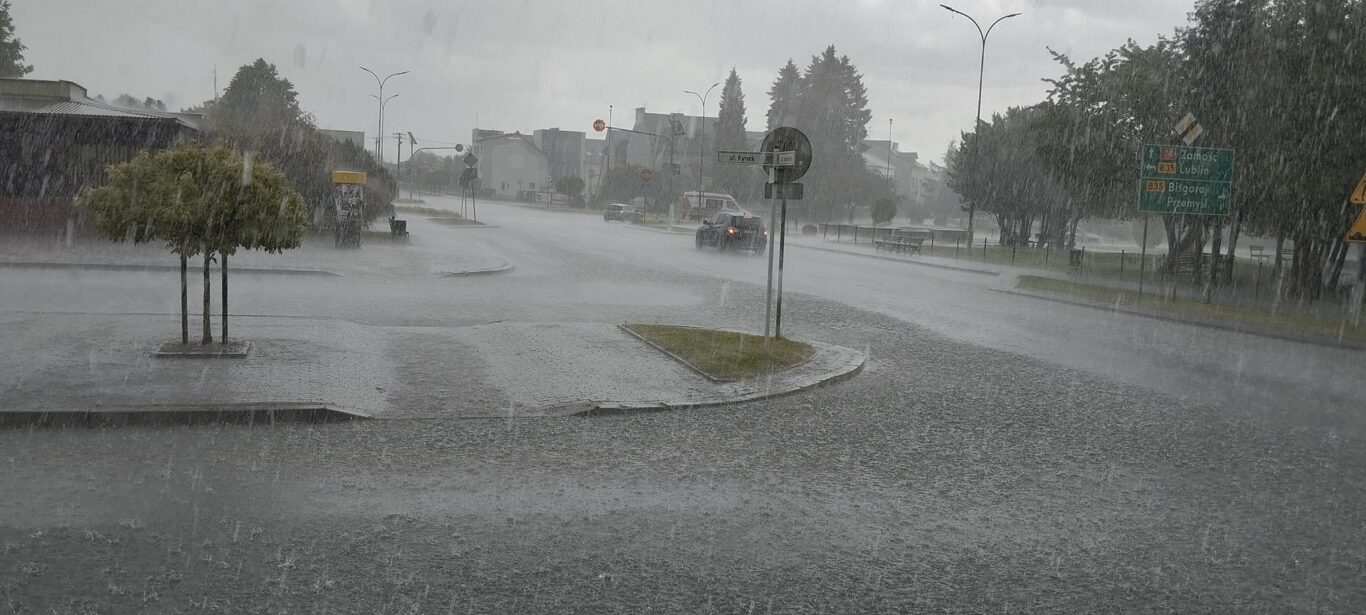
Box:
(775, 190, 789, 339)
(763, 170, 777, 351)
(1138, 215, 1150, 300)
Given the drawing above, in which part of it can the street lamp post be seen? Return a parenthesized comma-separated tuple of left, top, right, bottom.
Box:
(684, 82, 720, 220)
(372, 94, 397, 164)
(359, 67, 409, 163)
(940, 4, 1020, 246)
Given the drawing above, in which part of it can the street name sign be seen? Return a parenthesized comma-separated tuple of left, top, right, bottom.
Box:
(717, 150, 764, 164)
(1138, 144, 1234, 216)
(716, 150, 796, 166)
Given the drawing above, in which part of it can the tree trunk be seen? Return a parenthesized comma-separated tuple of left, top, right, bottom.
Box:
(1274, 231, 1285, 271)
(1191, 220, 1207, 283)
(1204, 220, 1223, 302)
(1327, 240, 1348, 293)
(180, 254, 188, 345)
(202, 252, 213, 345)
(220, 252, 228, 343)
(1224, 209, 1242, 284)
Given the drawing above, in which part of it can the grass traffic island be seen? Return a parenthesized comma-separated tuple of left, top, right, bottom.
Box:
(621, 324, 815, 382)
(394, 204, 484, 225)
(1015, 275, 1366, 345)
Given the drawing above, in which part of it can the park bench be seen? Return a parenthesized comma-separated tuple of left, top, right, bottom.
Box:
(873, 234, 924, 255)
(1164, 252, 1199, 275)
(388, 216, 409, 239)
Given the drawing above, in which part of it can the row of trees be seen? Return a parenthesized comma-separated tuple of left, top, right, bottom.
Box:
(193, 59, 396, 226)
(947, 0, 1366, 299)
(79, 144, 306, 345)
(765, 46, 893, 224)
(641, 48, 893, 223)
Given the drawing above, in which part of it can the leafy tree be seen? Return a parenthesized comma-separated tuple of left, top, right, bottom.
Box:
(108, 94, 168, 112)
(871, 197, 897, 226)
(205, 146, 308, 342)
(714, 68, 757, 201)
(0, 0, 31, 78)
(79, 150, 201, 344)
(206, 59, 392, 226)
(555, 175, 586, 207)
(80, 143, 305, 345)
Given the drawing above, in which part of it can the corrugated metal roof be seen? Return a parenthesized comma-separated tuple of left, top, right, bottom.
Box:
(0, 96, 196, 129)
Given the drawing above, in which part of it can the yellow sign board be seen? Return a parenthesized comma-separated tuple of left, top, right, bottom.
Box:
(331, 171, 367, 185)
(1347, 210, 1366, 244)
(1352, 171, 1366, 205)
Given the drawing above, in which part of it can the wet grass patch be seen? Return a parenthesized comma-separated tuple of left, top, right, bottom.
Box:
(1015, 275, 1365, 344)
(394, 204, 458, 218)
(622, 324, 814, 381)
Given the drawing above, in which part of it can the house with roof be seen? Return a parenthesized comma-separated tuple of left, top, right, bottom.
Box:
(863, 139, 930, 208)
(0, 78, 200, 236)
(470, 131, 550, 198)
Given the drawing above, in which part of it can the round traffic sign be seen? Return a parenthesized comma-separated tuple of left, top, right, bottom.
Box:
(760, 127, 812, 183)
(640, 168, 654, 183)
(455, 144, 464, 152)
(593, 118, 607, 132)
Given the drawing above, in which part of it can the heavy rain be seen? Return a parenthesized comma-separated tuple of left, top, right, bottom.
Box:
(2, 0, 1365, 612)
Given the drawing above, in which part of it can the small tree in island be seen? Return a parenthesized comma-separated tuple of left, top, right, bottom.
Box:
(79, 142, 306, 349)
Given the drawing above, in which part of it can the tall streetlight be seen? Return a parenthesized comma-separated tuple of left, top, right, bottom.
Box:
(372, 94, 398, 164)
(940, 4, 1020, 245)
(684, 82, 721, 210)
(359, 67, 409, 163)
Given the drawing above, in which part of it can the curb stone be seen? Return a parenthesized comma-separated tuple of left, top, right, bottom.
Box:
(439, 261, 514, 276)
(791, 242, 1000, 276)
(0, 261, 342, 277)
(622, 224, 696, 236)
(0, 402, 369, 428)
(993, 287, 1366, 351)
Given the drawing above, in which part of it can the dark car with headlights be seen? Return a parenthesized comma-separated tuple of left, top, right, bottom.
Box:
(695, 212, 767, 254)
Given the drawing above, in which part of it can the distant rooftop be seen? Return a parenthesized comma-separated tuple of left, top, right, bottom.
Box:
(0, 78, 199, 130)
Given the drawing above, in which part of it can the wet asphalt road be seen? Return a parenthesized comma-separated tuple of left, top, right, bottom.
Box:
(2, 196, 1363, 613)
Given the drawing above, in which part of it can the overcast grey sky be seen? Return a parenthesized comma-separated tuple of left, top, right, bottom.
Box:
(14, 0, 1195, 165)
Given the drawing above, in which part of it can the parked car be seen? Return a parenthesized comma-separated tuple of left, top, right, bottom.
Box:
(695, 212, 767, 254)
(603, 203, 642, 223)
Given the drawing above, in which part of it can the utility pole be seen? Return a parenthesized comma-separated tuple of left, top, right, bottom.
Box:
(887, 118, 894, 187)
(394, 132, 404, 200)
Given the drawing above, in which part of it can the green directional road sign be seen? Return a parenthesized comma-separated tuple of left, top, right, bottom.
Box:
(1138, 144, 1234, 215)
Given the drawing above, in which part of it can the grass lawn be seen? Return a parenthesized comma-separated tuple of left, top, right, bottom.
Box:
(394, 204, 458, 217)
(1016, 275, 1365, 344)
(623, 324, 814, 381)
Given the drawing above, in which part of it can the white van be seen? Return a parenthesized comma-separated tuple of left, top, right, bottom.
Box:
(679, 191, 745, 221)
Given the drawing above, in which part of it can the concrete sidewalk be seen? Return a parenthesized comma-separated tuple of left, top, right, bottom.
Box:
(0, 312, 865, 422)
(0, 215, 511, 278)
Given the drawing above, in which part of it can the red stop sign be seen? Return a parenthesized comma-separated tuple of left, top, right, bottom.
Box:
(640, 168, 654, 183)
(593, 118, 606, 132)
